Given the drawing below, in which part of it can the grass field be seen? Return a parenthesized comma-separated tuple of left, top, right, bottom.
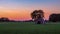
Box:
(0, 22, 60, 34)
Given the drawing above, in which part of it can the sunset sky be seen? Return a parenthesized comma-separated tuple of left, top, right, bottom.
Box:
(0, 0, 60, 21)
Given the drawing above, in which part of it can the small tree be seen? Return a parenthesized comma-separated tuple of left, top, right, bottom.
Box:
(0, 17, 9, 22)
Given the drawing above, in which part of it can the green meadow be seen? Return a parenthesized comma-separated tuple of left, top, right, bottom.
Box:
(0, 22, 60, 34)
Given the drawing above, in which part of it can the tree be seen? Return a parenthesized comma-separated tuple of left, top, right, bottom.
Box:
(49, 14, 60, 22)
(31, 10, 44, 24)
(0, 17, 9, 22)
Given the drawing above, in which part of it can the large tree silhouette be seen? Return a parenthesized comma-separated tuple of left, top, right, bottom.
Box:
(49, 14, 60, 22)
(31, 10, 44, 24)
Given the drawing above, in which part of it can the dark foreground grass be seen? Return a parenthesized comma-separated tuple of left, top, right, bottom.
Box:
(0, 22, 60, 34)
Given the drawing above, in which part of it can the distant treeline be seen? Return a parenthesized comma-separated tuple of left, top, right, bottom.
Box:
(0, 17, 16, 22)
(0, 17, 33, 22)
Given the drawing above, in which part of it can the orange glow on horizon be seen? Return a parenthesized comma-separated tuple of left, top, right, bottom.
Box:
(0, 7, 58, 20)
